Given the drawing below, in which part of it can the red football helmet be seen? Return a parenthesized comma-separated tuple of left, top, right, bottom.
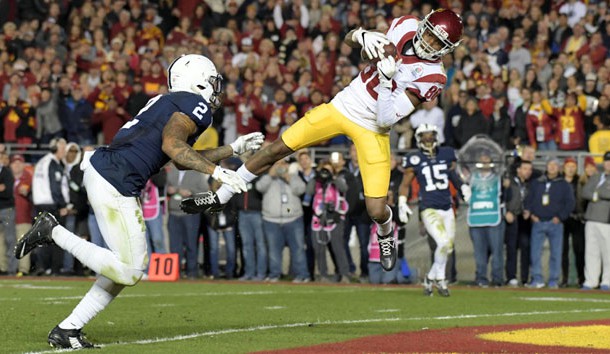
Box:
(414, 9, 463, 61)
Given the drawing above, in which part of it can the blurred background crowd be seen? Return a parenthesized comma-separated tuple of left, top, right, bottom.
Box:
(0, 0, 610, 289)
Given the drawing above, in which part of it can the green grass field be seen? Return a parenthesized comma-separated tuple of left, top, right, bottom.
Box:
(2, 278, 610, 353)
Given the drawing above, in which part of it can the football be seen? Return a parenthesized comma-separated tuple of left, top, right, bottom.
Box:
(361, 42, 398, 64)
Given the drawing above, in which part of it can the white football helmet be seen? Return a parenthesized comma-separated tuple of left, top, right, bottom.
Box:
(167, 54, 223, 109)
(415, 124, 439, 156)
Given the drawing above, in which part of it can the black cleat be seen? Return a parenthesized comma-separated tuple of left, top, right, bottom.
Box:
(377, 233, 396, 271)
(180, 191, 224, 214)
(14, 211, 58, 259)
(48, 325, 95, 349)
(435, 279, 451, 297)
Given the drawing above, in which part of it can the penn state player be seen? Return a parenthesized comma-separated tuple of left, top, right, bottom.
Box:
(398, 124, 470, 297)
(181, 9, 464, 272)
(14, 54, 264, 348)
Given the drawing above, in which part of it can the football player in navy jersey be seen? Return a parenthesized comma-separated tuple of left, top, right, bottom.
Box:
(14, 54, 264, 349)
(398, 124, 470, 297)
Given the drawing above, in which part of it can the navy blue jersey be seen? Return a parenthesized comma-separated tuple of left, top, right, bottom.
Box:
(90, 92, 212, 196)
(404, 146, 457, 210)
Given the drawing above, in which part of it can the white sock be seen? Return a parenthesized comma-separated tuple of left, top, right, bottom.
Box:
(375, 206, 393, 237)
(59, 276, 123, 329)
(216, 165, 258, 204)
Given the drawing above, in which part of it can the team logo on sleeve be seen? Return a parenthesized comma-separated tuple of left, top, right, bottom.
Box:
(411, 64, 424, 78)
(409, 155, 421, 166)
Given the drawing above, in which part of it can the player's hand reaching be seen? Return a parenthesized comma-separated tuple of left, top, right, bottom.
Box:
(377, 56, 402, 88)
(212, 166, 247, 193)
(461, 184, 472, 203)
(230, 132, 265, 156)
(398, 195, 413, 224)
(352, 28, 390, 60)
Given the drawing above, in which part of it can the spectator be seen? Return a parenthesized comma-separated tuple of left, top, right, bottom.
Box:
(505, 158, 533, 287)
(341, 144, 371, 282)
(489, 97, 511, 149)
(563, 22, 587, 63)
(524, 157, 575, 289)
(61, 84, 94, 145)
(1, 87, 36, 145)
(166, 163, 208, 279)
(206, 176, 239, 279)
(59, 142, 82, 275)
(526, 90, 556, 151)
(454, 97, 490, 148)
(559, 0, 587, 28)
(235, 170, 266, 281)
(507, 34, 531, 78)
(142, 172, 167, 263)
(589, 116, 610, 163)
(10, 154, 33, 276)
(36, 86, 63, 144)
(467, 153, 505, 287)
(31, 138, 69, 275)
(512, 87, 532, 147)
(125, 81, 150, 118)
(0, 150, 16, 275)
(409, 98, 445, 145)
(296, 148, 316, 280)
(576, 32, 607, 70)
(91, 96, 131, 145)
(549, 92, 586, 151)
(561, 157, 585, 287)
(306, 160, 350, 283)
(257, 158, 309, 283)
(581, 151, 610, 290)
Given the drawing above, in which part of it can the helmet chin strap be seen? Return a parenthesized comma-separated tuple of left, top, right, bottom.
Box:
(420, 142, 438, 157)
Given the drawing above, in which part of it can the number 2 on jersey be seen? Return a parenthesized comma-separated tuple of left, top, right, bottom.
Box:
(421, 163, 448, 192)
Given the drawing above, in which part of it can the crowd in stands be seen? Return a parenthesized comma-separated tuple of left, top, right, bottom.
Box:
(1, 0, 610, 288)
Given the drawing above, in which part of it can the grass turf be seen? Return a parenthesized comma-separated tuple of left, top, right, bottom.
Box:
(2, 278, 610, 353)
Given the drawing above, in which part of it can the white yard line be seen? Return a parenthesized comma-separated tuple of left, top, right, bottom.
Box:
(25, 308, 610, 354)
(1, 288, 403, 302)
(519, 296, 610, 303)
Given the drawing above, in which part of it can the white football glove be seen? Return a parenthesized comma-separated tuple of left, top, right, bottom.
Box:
(377, 56, 401, 88)
(352, 27, 390, 60)
(461, 184, 472, 203)
(212, 166, 247, 193)
(398, 195, 413, 224)
(230, 132, 265, 156)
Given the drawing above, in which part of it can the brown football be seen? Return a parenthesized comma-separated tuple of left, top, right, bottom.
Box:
(361, 42, 398, 64)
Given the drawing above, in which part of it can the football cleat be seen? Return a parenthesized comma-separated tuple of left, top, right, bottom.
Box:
(377, 234, 396, 271)
(436, 279, 451, 297)
(14, 211, 58, 259)
(180, 191, 224, 214)
(48, 326, 95, 349)
(423, 277, 434, 296)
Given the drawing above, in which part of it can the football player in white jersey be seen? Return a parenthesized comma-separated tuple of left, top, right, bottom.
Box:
(182, 9, 464, 272)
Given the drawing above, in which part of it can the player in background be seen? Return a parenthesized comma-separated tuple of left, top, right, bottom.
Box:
(14, 54, 264, 349)
(181, 9, 464, 272)
(398, 124, 470, 297)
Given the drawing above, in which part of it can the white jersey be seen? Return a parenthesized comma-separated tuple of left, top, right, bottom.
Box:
(332, 16, 447, 134)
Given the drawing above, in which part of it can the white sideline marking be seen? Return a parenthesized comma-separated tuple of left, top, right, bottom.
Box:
(0, 284, 73, 290)
(1, 288, 402, 302)
(520, 296, 610, 303)
(25, 308, 610, 354)
(376, 309, 400, 313)
(263, 306, 286, 310)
